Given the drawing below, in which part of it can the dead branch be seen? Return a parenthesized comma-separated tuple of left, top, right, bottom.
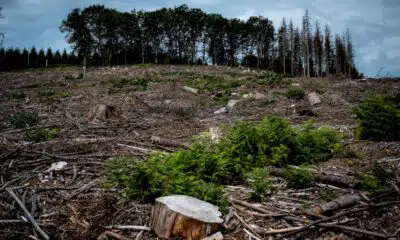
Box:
(64, 179, 99, 200)
(312, 194, 362, 216)
(105, 225, 151, 231)
(97, 231, 130, 240)
(6, 188, 49, 240)
(233, 212, 262, 238)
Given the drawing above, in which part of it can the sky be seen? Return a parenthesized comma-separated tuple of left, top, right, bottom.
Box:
(0, 0, 399, 77)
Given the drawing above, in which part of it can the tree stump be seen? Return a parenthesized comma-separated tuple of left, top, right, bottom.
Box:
(150, 195, 223, 240)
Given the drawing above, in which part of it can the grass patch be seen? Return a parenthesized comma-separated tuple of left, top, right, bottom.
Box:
(108, 78, 149, 92)
(354, 95, 400, 141)
(284, 165, 315, 189)
(8, 90, 26, 100)
(105, 116, 341, 208)
(185, 75, 242, 93)
(24, 127, 60, 142)
(9, 111, 39, 128)
(286, 87, 306, 100)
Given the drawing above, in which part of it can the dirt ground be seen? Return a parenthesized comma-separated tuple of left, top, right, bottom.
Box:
(0, 65, 399, 240)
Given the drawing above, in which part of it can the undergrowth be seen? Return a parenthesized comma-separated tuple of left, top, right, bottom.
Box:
(108, 78, 149, 92)
(245, 168, 275, 201)
(25, 127, 60, 142)
(8, 90, 26, 100)
(105, 116, 341, 209)
(354, 95, 400, 141)
(9, 111, 39, 128)
(284, 165, 315, 189)
(286, 87, 306, 100)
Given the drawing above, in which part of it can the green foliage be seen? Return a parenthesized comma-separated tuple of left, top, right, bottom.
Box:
(104, 156, 228, 210)
(255, 72, 285, 86)
(355, 173, 381, 192)
(24, 127, 60, 142)
(354, 95, 400, 141)
(284, 165, 315, 189)
(245, 168, 274, 201)
(54, 92, 72, 99)
(285, 87, 305, 100)
(9, 111, 39, 128)
(8, 90, 26, 100)
(185, 75, 242, 93)
(105, 116, 341, 208)
(108, 78, 149, 91)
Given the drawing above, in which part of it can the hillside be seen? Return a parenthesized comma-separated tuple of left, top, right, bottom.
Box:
(0, 65, 399, 240)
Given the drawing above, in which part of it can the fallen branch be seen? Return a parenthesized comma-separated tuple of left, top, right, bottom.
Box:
(105, 225, 151, 231)
(312, 194, 362, 216)
(230, 198, 285, 217)
(280, 201, 399, 239)
(97, 231, 130, 240)
(0, 219, 26, 224)
(269, 167, 358, 188)
(6, 188, 49, 240)
(234, 212, 262, 238)
(64, 179, 99, 200)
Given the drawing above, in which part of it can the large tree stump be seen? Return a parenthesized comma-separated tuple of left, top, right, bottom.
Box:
(150, 195, 223, 240)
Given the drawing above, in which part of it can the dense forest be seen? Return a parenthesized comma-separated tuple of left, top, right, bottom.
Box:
(0, 4, 363, 78)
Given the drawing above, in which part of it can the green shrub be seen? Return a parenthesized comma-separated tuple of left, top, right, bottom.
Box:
(109, 78, 149, 91)
(286, 88, 305, 100)
(354, 95, 400, 141)
(105, 116, 341, 208)
(9, 111, 39, 128)
(284, 165, 315, 189)
(8, 91, 26, 100)
(256, 72, 284, 85)
(355, 173, 381, 192)
(245, 168, 274, 201)
(24, 127, 60, 142)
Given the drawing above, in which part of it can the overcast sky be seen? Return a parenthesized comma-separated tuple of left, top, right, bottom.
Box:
(0, 0, 399, 77)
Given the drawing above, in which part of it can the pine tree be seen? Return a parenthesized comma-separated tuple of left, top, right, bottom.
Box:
(29, 47, 38, 68)
(324, 24, 332, 75)
(346, 28, 354, 77)
(313, 21, 323, 77)
(61, 49, 68, 64)
(46, 48, 54, 66)
(54, 50, 61, 65)
(302, 9, 312, 77)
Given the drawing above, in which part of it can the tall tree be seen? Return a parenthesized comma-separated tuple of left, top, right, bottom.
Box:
(29, 47, 38, 68)
(54, 50, 61, 65)
(346, 28, 354, 77)
(313, 21, 323, 77)
(278, 18, 288, 74)
(46, 48, 54, 66)
(288, 20, 295, 75)
(60, 8, 93, 64)
(324, 24, 332, 75)
(302, 9, 312, 77)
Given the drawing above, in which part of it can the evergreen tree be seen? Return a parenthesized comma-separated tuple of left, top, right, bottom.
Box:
(29, 47, 38, 68)
(54, 50, 61, 65)
(46, 48, 54, 66)
(61, 49, 68, 64)
(324, 24, 333, 75)
(38, 49, 46, 67)
(313, 21, 323, 77)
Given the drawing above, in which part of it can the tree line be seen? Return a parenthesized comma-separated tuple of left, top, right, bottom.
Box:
(1, 4, 363, 78)
(0, 47, 78, 71)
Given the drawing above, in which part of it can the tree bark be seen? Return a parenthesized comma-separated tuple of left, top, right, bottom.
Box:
(150, 195, 223, 240)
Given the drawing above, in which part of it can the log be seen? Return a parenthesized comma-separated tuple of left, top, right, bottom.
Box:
(312, 194, 362, 216)
(268, 167, 358, 188)
(150, 195, 223, 240)
(150, 136, 190, 149)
